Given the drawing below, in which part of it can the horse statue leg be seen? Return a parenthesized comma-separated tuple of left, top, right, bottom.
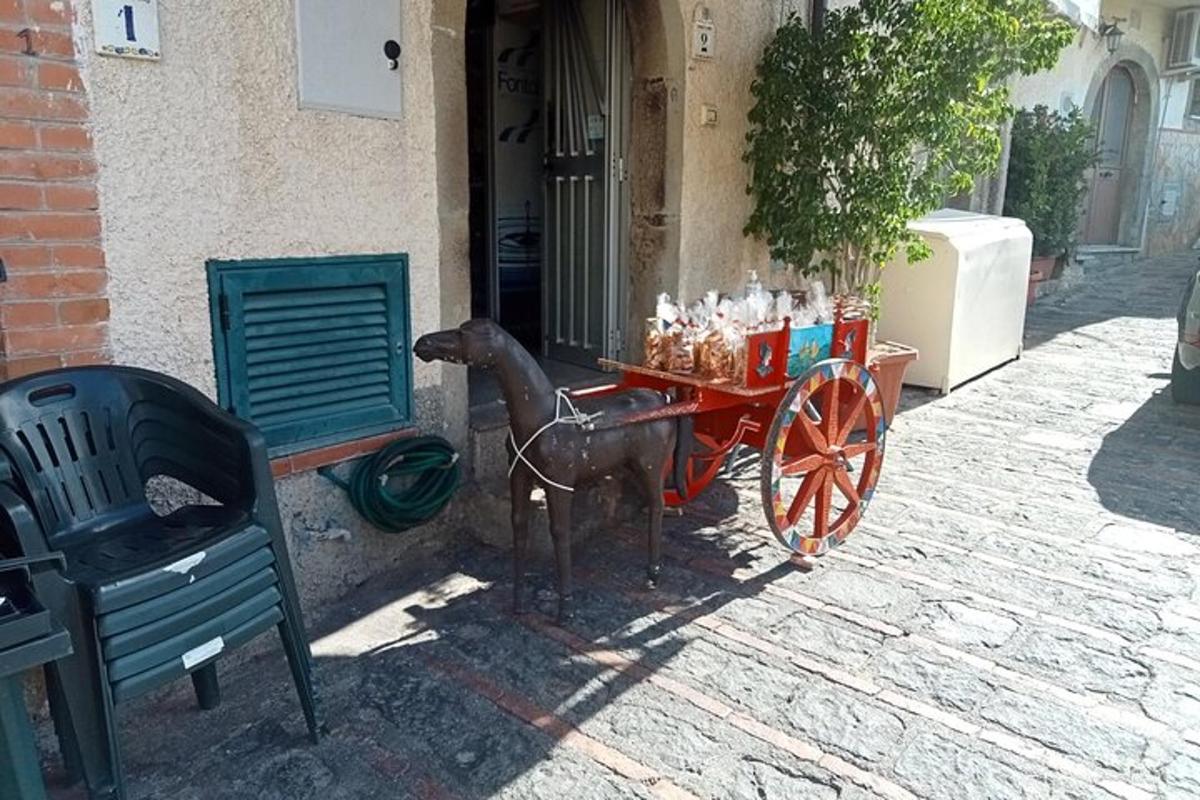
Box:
(545, 486, 575, 623)
(638, 423, 674, 589)
(641, 462, 664, 589)
(510, 465, 533, 614)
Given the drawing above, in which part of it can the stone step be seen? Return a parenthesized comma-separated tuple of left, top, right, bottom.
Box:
(457, 477, 647, 558)
(468, 402, 512, 485)
(1074, 248, 1141, 274)
(465, 399, 648, 557)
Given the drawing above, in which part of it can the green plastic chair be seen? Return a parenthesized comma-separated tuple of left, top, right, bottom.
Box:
(0, 367, 322, 800)
(0, 550, 74, 800)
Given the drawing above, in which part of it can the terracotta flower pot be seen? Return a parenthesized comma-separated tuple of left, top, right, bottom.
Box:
(1027, 254, 1059, 306)
(1029, 255, 1058, 282)
(843, 341, 919, 430)
(869, 342, 919, 423)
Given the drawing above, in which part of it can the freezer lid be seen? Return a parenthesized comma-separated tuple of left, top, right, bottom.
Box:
(908, 208, 1030, 241)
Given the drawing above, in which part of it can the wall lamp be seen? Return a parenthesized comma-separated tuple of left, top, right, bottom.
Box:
(1099, 17, 1126, 54)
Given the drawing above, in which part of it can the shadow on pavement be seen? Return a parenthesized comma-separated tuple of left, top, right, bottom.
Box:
(49, 481, 809, 799)
(1087, 389, 1200, 536)
(1022, 255, 1197, 352)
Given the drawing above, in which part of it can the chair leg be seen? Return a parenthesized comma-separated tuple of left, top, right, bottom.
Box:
(0, 674, 49, 800)
(44, 666, 82, 785)
(44, 657, 123, 800)
(35, 579, 124, 800)
(190, 664, 221, 711)
(267, 540, 322, 743)
(276, 612, 321, 744)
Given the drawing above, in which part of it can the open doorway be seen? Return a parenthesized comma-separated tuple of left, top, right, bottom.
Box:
(466, 0, 630, 405)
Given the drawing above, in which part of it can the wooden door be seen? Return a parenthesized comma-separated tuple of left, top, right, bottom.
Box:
(1085, 67, 1135, 245)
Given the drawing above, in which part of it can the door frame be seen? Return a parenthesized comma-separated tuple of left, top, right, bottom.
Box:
(540, 0, 631, 366)
(603, 0, 632, 361)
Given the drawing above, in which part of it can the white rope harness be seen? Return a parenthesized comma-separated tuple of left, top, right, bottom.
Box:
(508, 388, 604, 493)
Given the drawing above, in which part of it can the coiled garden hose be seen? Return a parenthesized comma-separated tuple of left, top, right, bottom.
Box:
(318, 436, 461, 533)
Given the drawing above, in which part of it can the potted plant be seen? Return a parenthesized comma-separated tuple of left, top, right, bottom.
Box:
(1003, 105, 1098, 305)
(743, 0, 1073, 413)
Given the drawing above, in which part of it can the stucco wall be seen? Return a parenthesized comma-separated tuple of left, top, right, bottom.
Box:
(623, 0, 797, 345)
(74, 1, 447, 396)
(73, 0, 470, 608)
(674, 0, 777, 302)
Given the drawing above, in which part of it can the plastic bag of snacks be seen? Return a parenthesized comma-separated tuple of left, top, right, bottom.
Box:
(643, 272, 848, 383)
(644, 293, 694, 372)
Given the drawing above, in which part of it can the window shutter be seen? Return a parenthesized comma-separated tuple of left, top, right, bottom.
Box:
(1169, 10, 1200, 71)
(207, 254, 413, 456)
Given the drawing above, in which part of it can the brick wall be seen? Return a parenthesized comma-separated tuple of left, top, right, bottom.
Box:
(0, 0, 107, 381)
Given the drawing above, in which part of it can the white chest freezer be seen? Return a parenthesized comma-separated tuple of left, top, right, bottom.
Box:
(878, 209, 1033, 393)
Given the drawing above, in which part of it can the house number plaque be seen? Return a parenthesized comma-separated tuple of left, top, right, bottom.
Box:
(92, 0, 161, 60)
(692, 5, 715, 60)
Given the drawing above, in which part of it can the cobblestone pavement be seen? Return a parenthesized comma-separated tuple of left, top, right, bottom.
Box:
(47, 254, 1200, 799)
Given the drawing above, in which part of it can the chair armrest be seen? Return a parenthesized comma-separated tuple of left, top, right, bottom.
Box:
(130, 387, 278, 522)
(0, 551, 66, 577)
(0, 479, 51, 558)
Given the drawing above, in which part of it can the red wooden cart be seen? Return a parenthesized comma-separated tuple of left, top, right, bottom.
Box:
(585, 318, 916, 557)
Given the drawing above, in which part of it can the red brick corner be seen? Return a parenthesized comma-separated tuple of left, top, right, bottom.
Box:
(0, 0, 108, 381)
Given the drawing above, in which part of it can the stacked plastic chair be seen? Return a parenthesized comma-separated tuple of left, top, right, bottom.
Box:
(0, 366, 321, 800)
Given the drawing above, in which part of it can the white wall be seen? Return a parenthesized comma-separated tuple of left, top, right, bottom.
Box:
(1012, 0, 1171, 114)
(1161, 77, 1195, 129)
(1048, 0, 1101, 31)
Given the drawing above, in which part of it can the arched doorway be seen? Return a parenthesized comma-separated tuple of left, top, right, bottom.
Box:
(1082, 56, 1156, 248)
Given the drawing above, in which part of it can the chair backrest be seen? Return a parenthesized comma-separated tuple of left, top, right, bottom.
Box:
(0, 368, 150, 546)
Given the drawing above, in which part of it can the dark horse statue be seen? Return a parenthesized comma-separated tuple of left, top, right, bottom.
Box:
(415, 319, 687, 622)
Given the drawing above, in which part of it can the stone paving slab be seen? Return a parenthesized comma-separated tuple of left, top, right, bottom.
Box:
(41, 253, 1200, 799)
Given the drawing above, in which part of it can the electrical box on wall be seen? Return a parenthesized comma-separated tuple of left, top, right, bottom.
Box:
(1161, 183, 1182, 219)
(295, 0, 404, 119)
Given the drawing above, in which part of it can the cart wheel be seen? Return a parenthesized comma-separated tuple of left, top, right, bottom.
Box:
(664, 432, 727, 506)
(760, 359, 887, 556)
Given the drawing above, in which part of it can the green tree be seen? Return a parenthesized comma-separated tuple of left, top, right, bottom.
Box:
(1003, 105, 1097, 258)
(744, 0, 1075, 303)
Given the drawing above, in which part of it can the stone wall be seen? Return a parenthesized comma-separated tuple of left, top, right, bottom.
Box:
(1146, 128, 1200, 256)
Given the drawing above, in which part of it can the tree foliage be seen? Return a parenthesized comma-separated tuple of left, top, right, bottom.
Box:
(1003, 105, 1097, 258)
(744, 0, 1075, 295)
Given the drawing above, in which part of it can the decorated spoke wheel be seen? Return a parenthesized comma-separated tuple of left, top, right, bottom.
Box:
(760, 359, 887, 556)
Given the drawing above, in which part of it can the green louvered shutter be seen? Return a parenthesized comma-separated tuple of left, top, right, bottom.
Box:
(207, 254, 413, 456)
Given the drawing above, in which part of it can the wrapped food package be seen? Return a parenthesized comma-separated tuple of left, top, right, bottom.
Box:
(642, 275, 853, 384)
(644, 293, 693, 372)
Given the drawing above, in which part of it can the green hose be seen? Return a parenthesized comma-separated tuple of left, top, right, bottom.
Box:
(320, 436, 461, 533)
